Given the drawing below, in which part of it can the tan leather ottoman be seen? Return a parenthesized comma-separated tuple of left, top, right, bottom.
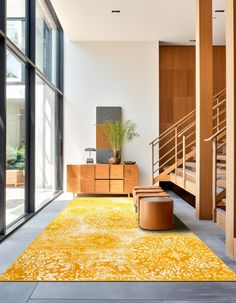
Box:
(139, 197, 174, 230)
(135, 191, 170, 213)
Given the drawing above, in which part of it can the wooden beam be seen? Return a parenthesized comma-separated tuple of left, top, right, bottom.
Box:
(195, 0, 213, 219)
(226, 0, 236, 260)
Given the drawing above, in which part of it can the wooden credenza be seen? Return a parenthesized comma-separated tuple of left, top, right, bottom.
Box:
(67, 164, 138, 196)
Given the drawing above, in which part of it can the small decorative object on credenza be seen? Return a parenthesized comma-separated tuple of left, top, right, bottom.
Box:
(123, 161, 136, 165)
(85, 148, 96, 164)
(105, 119, 139, 165)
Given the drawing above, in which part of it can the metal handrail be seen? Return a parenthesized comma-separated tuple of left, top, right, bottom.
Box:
(204, 126, 226, 142)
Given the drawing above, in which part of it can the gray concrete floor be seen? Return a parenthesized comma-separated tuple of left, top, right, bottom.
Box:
(0, 192, 236, 303)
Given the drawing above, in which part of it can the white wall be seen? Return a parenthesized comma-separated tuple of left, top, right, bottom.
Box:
(64, 41, 159, 185)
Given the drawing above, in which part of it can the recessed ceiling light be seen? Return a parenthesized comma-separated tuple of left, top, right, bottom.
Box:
(111, 10, 121, 13)
(215, 9, 225, 13)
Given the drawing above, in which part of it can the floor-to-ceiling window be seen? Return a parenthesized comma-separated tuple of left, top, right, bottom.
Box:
(35, 77, 57, 210)
(0, 0, 63, 237)
(6, 50, 26, 225)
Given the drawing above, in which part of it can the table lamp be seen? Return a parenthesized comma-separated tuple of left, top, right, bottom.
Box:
(85, 148, 96, 164)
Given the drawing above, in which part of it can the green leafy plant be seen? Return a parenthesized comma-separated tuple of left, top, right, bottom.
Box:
(105, 119, 139, 161)
(6, 145, 17, 164)
(17, 143, 25, 161)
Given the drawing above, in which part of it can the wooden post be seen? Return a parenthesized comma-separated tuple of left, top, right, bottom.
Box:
(152, 143, 154, 185)
(195, 0, 213, 219)
(226, 0, 236, 260)
(175, 127, 178, 182)
(182, 135, 186, 188)
(212, 138, 217, 222)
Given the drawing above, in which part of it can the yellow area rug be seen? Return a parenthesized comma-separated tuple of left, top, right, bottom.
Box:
(1, 197, 236, 281)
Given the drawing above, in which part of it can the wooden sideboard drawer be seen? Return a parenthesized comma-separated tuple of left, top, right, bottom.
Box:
(95, 180, 110, 193)
(95, 165, 110, 179)
(110, 165, 124, 179)
(124, 164, 138, 180)
(110, 180, 124, 193)
(124, 179, 138, 193)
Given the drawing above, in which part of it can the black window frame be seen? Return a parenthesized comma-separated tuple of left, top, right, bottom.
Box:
(0, 0, 64, 240)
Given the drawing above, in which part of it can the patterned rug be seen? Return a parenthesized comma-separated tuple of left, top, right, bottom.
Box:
(1, 197, 236, 281)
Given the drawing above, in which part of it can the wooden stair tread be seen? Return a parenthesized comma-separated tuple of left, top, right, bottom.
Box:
(217, 155, 226, 161)
(217, 179, 226, 189)
(175, 168, 196, 182)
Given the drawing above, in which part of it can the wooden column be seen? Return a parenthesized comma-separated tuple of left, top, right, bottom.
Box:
(226, 0, 236, 260)
(195, 0, 213, 219)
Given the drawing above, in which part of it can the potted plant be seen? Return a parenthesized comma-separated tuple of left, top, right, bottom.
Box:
(105, 119, 139, 164)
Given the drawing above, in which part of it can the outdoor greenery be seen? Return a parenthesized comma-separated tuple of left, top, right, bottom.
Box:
(6, 143, 25, 169)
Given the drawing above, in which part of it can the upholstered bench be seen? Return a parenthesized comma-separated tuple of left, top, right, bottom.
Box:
(133, 185, 161, 197)
(139, 197, 174, 230)
(133, 185, 164, 212)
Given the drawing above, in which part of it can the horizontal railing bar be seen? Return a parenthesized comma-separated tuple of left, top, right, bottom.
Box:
(158, 140, 196, 171)
(149, 110, 195, 145)
(213, 109, 226, 120)
(212, 98, 226, 110)
(185, 130, 196, 141)
(159, 133, 182, 151)
(154, 140, 183, 165)
(213, 88, 226, 102)
(217, 141, 226, 150)
(204, 126, 226, 142)
(154, 130, 196, 166)
(178, 121, 196, 138)
(159, 135, 176, 151)
(213, 119, 226, 130)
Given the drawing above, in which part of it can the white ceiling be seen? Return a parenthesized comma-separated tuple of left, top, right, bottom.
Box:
(51, 0, 226, 45)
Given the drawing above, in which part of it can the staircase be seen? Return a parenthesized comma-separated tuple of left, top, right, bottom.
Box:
(150, 88, 226, 227)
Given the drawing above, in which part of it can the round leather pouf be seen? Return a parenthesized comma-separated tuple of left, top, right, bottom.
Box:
(139, 197, 174, 230)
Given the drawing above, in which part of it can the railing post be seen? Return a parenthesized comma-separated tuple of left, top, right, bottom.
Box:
(212, 137, 217, 222)
(152, 143, 154, 185)
(175, 127, 178, 182)
(183, 135, 186, 188)
(216, 97, 220, 132)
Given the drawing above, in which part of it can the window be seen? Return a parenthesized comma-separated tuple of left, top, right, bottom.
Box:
(35, 77, 57, 210)
(36, 0, 58, 85)
(7, 0, 26, 53)
(0, 0, 63, 238)
(6, 50, 26, 225)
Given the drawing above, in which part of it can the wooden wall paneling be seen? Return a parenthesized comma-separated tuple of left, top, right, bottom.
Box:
(195, 0, 213, 219)
(213, 46, 226, 95)
(159, 46, 225, 133)
(226, 0, 236, 260)
(159, 45, 225, 182)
